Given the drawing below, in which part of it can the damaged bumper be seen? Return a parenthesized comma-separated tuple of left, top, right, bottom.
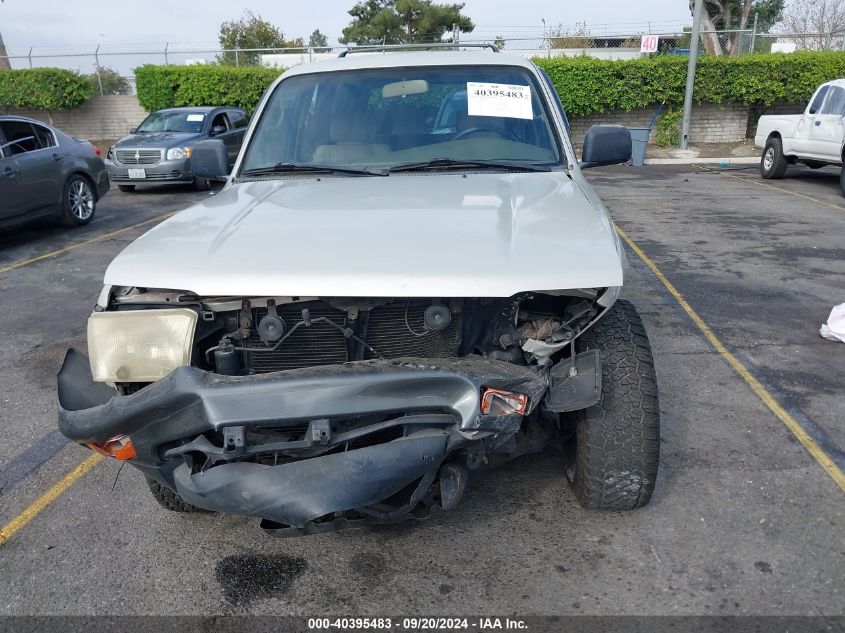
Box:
(58, 350, 555, 530)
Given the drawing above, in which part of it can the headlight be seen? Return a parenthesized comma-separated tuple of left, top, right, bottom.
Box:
(166, 147, 192, 160)
(87, 308, 198, 382)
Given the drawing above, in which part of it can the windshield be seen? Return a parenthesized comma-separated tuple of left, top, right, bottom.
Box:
(241, 65, 562, 174)
(136, 111, 207, 134)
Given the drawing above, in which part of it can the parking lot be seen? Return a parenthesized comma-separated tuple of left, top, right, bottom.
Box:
(0, 165, 843, 616)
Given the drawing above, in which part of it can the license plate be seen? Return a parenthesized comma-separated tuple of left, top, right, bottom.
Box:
(127, 168, 146, 179)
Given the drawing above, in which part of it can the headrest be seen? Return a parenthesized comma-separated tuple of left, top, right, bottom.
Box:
(331, 111, 377, 144)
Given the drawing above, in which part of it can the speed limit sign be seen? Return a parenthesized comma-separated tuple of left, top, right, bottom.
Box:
(640, 35, 659, 53)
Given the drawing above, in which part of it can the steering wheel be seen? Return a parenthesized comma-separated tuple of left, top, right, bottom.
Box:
(453, 127, 519, 142)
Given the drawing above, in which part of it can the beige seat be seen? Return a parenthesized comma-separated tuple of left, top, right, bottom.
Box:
(312, 111, 389, 164)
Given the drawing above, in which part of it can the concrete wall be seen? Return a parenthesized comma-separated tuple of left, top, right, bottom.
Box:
(570, 103, 751, 144)
(746, 101, 806, 138)
(3, 95, 147, 141)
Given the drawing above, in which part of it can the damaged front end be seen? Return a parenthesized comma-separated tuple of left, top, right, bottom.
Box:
(58, 290, 613, 535)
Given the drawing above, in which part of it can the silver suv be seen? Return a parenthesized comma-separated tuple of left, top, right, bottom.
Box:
(58, 47, 659, 537)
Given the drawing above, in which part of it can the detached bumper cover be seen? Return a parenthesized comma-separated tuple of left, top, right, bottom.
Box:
(57, 350, 548, 526)
(172, 432, 447, 526)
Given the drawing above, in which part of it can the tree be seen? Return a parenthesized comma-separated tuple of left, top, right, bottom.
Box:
(218, 10, 304, 65)
(309, 28, 330, 51)
(781, 0, 845, 50)
(340, 0, 474, 45)
(549, 21, 594, 49)
(88, 66, 131, 95)
(494, 35, 505, 50)
(692, 0, 784, 55)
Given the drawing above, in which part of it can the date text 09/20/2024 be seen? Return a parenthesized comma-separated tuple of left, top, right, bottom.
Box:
(306, 617, 529, 630)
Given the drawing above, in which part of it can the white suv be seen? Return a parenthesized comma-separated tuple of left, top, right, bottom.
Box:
(58, 47, 660, 537)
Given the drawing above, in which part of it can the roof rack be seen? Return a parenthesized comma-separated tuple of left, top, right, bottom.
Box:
(338, 42, 499, 57)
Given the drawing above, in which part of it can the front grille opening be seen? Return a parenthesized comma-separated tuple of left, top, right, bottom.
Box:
(241, 299, 461, 374)
(247, 302, 348, 372)
(364, 301, 460, 360)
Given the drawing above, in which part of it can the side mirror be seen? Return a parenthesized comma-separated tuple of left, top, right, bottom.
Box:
(129, 128, 137, 134)
(580, 125, 632, 169)
(191, 139, 231, 181)
(210, 125, 227, 136)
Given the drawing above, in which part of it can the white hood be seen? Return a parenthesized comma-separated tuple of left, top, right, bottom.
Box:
(104, 172, 623, 298)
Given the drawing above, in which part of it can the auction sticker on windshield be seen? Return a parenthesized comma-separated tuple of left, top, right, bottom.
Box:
(186, 114, 205, 122)
(467, 82, 533, 120)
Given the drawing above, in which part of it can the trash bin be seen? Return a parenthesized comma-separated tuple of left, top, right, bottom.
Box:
(628, 127, 651, 167)
(628, 101, 664, 167)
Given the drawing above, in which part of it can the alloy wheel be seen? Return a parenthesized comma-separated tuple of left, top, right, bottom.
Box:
(68, 179, 94, 221)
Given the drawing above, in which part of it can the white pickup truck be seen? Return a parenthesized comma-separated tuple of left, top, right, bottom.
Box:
(755, 79, 845, 191)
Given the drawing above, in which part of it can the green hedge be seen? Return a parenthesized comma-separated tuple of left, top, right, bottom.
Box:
(135, 52, 845, 117)
(0, 68, 91, 110)
(135, 65, 281, 113)
(534, 52, 845, 116)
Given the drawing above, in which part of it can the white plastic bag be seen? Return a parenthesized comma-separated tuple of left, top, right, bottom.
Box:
(820, 303, 845, 343)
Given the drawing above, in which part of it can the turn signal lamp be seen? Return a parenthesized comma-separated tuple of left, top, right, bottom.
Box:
(87, 435, 136, 460)
(480, 388, 529, 416)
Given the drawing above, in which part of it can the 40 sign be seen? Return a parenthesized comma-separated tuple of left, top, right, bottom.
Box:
(640, 35, 659, 53)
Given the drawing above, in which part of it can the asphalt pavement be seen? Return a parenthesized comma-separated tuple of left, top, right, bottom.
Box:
(0, 169, 842, 617)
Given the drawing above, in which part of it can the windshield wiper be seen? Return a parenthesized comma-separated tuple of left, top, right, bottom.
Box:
(387, 158, 551, 173)
(241, 162, 387, 177)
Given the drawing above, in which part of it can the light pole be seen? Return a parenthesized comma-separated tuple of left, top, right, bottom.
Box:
(680, 0, 704, 149)
(542, 18, 548, 58)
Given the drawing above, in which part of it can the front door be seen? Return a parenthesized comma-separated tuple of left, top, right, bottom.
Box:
(807, 85, 845, 161)
(0, 120, 58, 213)
(794, 84, 830, 154)
(0, 151, 24, 221)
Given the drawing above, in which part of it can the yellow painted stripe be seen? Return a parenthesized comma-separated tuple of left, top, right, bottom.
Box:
(0, 211, 178, 276)
(695, 164, 845, 214)
(616, 225, 845, 493)
(0, 453, 103, 546)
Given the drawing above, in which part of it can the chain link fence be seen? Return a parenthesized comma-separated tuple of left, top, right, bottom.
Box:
(2, 29, 845, 96)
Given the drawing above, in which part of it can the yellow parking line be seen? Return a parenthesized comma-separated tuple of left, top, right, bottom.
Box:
(616, 225, 845, 493)
(694, 164, 845, 214)
(0, 211, 178, 276)
(0, 453, 103, 547)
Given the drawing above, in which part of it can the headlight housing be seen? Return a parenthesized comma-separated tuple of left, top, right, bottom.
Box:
(87, 308, 198, 382)
(166, 147, 192, 160)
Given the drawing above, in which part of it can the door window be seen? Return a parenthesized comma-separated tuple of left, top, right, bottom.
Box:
(229, 111, 248, 128)
(821, 86, 845, 115)
(210, 112, 231, 132)
(32, 124, 57, 149)
(809, 86, 830, 114)
(0, 121, 39, 155)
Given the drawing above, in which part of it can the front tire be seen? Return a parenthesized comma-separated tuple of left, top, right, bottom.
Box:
(58, 175, 96, 226)
(145, 476, 210, 513)
(193, 176, 210, 191)
(760, 137, 788, 179)
(564, 300, 660, 510)
(839, 166, 845, 197)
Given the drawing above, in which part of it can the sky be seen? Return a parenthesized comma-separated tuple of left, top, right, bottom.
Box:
(0, 0, 694, 72)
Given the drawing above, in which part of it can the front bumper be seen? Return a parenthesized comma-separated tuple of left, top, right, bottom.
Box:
(58, 350, 548, 529)
(104, 157, 194, 184)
